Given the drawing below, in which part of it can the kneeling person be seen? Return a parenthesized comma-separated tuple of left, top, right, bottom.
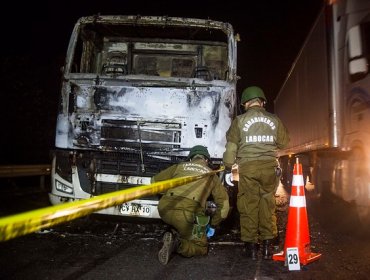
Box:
(152, 145, 230, 265)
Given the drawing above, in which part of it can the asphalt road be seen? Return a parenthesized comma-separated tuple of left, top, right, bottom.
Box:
(0, 182, 370, 280)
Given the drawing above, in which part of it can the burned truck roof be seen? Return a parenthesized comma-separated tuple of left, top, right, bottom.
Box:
(76, 15, 234, 43)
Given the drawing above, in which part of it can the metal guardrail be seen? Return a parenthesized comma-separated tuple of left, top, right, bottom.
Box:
(0, 165, 51, 178)
(0, 164, 51, 190)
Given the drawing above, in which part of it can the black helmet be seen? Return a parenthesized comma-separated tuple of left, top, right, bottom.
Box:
(241, 86, 267, 104)
(187, 145, 211, 160)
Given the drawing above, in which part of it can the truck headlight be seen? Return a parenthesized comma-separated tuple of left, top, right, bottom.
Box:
(55, 180, 74, 194)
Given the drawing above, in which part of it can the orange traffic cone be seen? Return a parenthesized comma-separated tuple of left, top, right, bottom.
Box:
(273, 158, 321, 266)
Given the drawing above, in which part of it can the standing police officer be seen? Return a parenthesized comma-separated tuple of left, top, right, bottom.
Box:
(223, 86, 289, 260)
(153, 145, 229, 265)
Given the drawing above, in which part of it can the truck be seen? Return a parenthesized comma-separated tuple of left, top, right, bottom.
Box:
(49, 15, 238, 219)
(274, 0, 370, 224)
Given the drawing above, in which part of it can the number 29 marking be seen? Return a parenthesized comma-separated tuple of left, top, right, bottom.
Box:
(286, 247, 300, 271)
(288, 253, 298, 264)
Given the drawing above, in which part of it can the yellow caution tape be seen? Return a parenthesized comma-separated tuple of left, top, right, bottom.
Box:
(0, 167, 224, 242)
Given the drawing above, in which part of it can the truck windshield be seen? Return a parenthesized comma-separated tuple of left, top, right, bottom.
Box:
(71, 23, 229, 80)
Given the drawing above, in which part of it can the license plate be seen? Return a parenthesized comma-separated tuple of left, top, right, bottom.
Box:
(119, 202, 151, 217)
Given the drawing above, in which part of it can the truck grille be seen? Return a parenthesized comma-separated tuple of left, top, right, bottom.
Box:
(77, 152, 176, 197)
(101, 119, 181, 149)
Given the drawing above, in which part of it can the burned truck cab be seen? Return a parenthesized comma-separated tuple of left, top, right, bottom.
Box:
(50, 15, 238, 219)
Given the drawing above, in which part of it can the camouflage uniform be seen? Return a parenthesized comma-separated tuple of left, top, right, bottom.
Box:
(153, 158, 229, 257)
(223, 106, 289, 243)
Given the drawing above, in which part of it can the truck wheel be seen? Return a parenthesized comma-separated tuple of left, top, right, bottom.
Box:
(279, 156, 292, 187)
(348, 147, 370, 226)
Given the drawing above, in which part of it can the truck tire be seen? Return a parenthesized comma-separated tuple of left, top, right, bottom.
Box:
(348, 147, 370, 226)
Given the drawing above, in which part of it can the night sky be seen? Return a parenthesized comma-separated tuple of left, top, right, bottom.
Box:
(0, 0, 323, 164)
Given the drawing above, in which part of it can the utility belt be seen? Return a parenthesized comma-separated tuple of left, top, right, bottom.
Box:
(237, 159, 281, 174)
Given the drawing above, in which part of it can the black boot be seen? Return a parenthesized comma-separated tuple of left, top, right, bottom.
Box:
(262, 239, 273, 260)
(245, 242, 259, 260)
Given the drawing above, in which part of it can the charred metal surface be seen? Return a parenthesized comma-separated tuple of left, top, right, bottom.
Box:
(51, 15, 238, 218)
(60, 82, 234, 158)
(55, 149, 175, 196)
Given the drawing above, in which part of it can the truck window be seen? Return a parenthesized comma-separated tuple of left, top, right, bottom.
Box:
(348, 21, 370, 82)
(172, 58, 194, 77)
(70, 24, 228, 80)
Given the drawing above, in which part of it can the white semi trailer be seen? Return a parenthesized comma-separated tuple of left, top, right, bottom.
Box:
(275, 0, 370, 224)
